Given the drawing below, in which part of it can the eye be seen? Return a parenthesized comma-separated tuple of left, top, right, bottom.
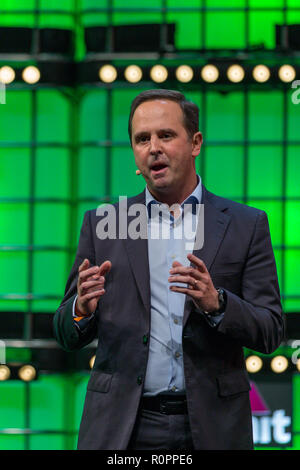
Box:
(136, 134, 149, 144)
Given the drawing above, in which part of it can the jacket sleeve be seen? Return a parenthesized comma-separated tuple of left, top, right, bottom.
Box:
(215, 210, 284, 354)
(53, 211, 98, 351)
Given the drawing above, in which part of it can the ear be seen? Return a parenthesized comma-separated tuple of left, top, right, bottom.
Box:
(191, 132, 203, 157)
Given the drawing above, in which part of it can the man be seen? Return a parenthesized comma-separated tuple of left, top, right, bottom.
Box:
(53, 89, 284, 450)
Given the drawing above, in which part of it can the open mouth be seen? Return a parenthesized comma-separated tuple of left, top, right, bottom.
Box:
(150, 162, 168, 175)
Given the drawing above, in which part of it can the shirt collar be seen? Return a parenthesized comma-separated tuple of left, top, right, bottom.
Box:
(145, 175, 202, 219)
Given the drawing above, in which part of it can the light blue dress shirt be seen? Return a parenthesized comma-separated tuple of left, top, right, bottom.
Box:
(143, 176, 203, 396)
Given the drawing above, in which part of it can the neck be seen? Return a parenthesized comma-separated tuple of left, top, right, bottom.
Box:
(148, 175, 198, 207)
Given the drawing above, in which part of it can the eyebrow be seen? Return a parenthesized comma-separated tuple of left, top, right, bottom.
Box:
(134, 128, 176, 141)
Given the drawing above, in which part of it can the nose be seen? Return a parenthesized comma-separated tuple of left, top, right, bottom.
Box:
(149, 135, 162, 155)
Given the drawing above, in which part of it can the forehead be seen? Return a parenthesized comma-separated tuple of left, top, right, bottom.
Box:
(132, 99, 185, 131)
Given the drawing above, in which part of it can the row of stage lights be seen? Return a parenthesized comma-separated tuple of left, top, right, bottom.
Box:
(0, 355, 298, 380)
(0, 364, 37, 382)
(246, 355, 300, 374)
(98, 63, 297, 84)
(0, 63, 297, 85)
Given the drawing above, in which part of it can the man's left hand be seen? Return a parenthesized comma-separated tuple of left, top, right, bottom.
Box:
(168, 253, 219, 313)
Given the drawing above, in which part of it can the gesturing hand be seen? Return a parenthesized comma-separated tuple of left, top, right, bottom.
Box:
(168, 253, 219, 313)
(75, 258, 112, 317)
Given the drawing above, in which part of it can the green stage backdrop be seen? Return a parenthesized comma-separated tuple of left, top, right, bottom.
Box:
(0, 0, 299, 450)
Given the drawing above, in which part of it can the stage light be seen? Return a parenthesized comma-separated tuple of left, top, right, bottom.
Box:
(176, 65, 194, 83)
(124, 65, 142, 83)
(246, 355, 263, 373)
(296, 359, 300, 372)
(89, 355, 96, 369)
(0, 365, 10, 381)
(150, 65, 168, 83)
(201, 64, 219, 83)
(227, 64, 245, 83)
(278, 64, 296, 82)
(22, 66, 41, 84)
(270, 356, 289, 373)
(0, 66, 15, 84)
(18, 364, 36, 382)
(98, 64, 117, 83)
(252, 64, 270, 83)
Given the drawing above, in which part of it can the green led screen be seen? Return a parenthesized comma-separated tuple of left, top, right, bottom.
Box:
(0, 0, 300, 450)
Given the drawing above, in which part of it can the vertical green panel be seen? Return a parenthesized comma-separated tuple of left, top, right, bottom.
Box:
(248, 92, 283, 142)
(206, 91, 244, 142)
(0, 149, 30, 198)
(0, 91, 32, 143)
(249, 11, 283, 48)
(287, 92, 300, 141)
(0, 381, 25, 429)
(166, 12, 202, 49)
(29, 434, 66, 450)
(33, 203, 69, 246)
(0, 203, 29, 245)
(34, 148, 70, 199)
(110, 147, 146, 198)
(79, 90, 107, 142)
(248, 146, 283, 198)
(247, 200, 283, 247)
(0, 251, 28, 292)
(204, 146, 244, 198)
(285, 202, 300, 246)
(112, 88, 148, 142)
(285, 250, 300, 297)
(32, 251, 69, 312)
(287, 146, 300, 198)
(37, 90, 70, 144)
(78, 147, 107, 198)
(206, 12, 245, 48)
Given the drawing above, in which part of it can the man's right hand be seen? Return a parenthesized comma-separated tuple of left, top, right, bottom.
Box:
(75, 258, 112, 317)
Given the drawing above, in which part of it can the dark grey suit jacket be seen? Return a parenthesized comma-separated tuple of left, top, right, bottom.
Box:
(53, 185, 284, 450)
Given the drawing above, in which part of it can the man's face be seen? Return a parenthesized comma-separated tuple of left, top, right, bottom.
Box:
(131, 99, 202, 204)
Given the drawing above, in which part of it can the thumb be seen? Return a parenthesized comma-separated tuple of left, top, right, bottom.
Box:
(99, 260, 112, 276)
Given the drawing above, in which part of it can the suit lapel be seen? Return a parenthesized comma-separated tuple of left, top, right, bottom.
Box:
(183, 186, 231, 327)
(122, 192, 151, 316)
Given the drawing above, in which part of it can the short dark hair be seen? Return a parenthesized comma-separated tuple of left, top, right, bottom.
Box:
(128, 89, 199, 144)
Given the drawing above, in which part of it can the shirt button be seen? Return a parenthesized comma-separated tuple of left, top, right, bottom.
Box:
(171, 386, 177, 392)
(137, 375, 143, 385)
(143, 334, 148, 345)
(175, 351, 181, 358)
(174, 318, 178, 324)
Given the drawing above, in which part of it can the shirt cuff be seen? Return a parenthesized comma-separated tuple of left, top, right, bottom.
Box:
(72, 295, 94, 331)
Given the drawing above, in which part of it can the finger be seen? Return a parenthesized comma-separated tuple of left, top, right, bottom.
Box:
(81, 289, 105, 302)
(80, 279, 105, 294)
(168, 275, 206, 290)
(169, 265, 202, 280)
(169, 285, 201, 298)
(171, 260, 183, 268)
(78, 265, 101, 283)
(187, 253, 208, 273)
(99, 260, 112, 276)
(78, 258, 90, 272)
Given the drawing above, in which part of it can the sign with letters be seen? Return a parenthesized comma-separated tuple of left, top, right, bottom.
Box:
(250, 378, 292, 447)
